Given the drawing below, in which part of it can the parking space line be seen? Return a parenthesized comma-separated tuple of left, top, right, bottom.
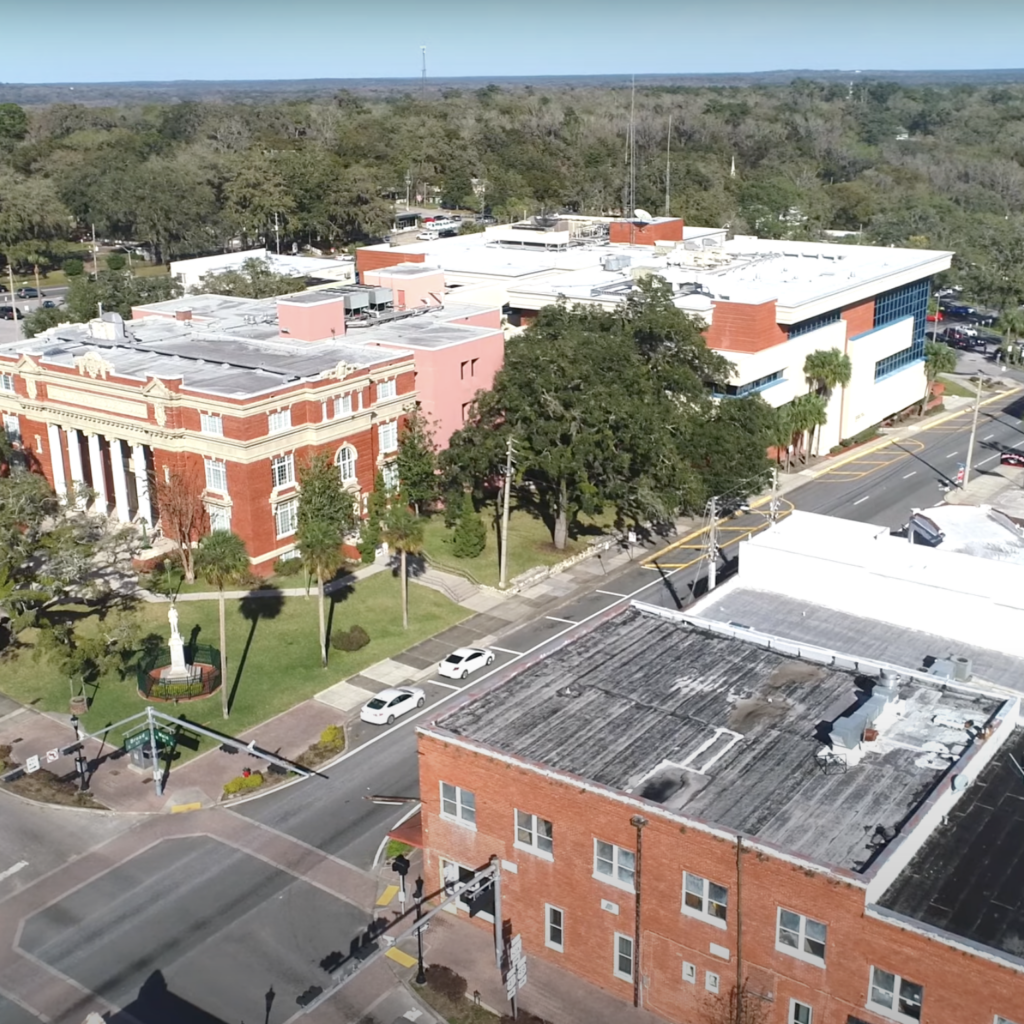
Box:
(596, 590, 628, 597)
(853, 495, 870, 506)
(983, 434, 995, 440)
(946, 451, 959, 458)
(490, 646, 523, 656)
(547, 616, 577, 625)
(902, 471, 917, 479)
(428, 679, 462, 691)
(979, 454, 1000, 466)
(0, 861, 28, 883)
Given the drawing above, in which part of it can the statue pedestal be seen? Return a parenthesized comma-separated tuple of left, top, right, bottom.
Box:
(164, 637, 189, 680)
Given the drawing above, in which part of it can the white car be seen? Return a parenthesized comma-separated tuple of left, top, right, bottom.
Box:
(359, 686, 425, 725)
(438, 647, 495, 680)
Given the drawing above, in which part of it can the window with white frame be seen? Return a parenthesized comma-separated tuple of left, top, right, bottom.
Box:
(271, 453, 295, 489)
(594, 839, 635, 891)
(705, 972, 720, 994)
(206, 504, 231, 532)
(439, 781, 476, 827)
(200, 412, 223, 435)
(377, 378, 397, 401)
(336, 445, 357, 482)
(3, 414, 21, 444)
(268, 408, 292, 433)
(273, 498, 299, 539)
(379, 420, 398, 453)
(790, 1000, 812, 1024)
(682, 962, 696, 984)
(335, 393, 353, 417)
(0, 372, 13, 392)
(544, 904, 564, 952)
(683, 872, 728, 926)
(205, 458, 227, 492)
(613, 933, 633, 982)
(382, 461, 400, 492)
(777, 908, 827, 965)
(515, 810, 553, 858)
(868, 967, 923, 1022)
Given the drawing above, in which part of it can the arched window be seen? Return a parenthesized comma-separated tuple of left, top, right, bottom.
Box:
(336, 445, 357, 483)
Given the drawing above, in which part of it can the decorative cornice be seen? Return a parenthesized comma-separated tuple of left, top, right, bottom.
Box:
(74, 350, 115, 380)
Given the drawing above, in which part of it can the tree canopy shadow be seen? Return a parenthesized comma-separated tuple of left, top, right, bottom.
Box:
(228, 590, 285, 713)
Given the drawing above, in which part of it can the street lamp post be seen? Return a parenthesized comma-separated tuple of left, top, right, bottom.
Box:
(414, 875, 427, 986)
(69, 714, 88, 792)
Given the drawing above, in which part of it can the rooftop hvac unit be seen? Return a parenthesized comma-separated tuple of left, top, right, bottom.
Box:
(951, 655, 972, 682)
(600, 254, 631, 271)
(365, 287, 393, 306)
(342, 290, 370, 311)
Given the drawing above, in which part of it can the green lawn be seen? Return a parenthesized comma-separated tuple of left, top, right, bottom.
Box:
(0, 572, 468, 753)
(939, 374, 985, 399)
(420, 503, 612, 588)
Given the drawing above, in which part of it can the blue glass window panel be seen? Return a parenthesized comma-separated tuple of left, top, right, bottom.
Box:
(787, 310, 841, 339)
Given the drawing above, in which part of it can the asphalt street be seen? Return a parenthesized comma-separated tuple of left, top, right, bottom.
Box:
(2, 386, 1022, 1024)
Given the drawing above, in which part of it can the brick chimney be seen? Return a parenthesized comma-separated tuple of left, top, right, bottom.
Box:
(175, 308, 193, 321)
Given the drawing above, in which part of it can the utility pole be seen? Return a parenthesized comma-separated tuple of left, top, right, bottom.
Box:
(499, 436, 516, 589)
(420, 46, 427, 101)
(769, 466, 779, 523)
(6, 263, 17, 341)
(664, 114, 672, 217)
(145, 704, 163, 797)
(707, 496, 719, 592)
(91, 223, 99, 277)
(962, 373, 983, 487)
(274, 211, 281, 255)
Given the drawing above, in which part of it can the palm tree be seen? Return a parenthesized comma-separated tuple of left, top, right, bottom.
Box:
(998, 310, 1024, 366)
(767, 403, 795, 472)
(195, 530, 250, 719)
(790, 393, 827, 463)
(298, 518, 345, 668)
(923, 340, 958, 410)
(383, 500, 425, 630)
(803, 348, 853, 455)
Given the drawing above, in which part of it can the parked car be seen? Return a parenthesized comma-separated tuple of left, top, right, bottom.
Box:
(926, 311, 944, 322)
(41, 299, 60, 309)
(438, 647, 495, 680)
(416, 231, 439, 241)
(964, 311, 998, 326)
(15, 287, 42, 299)
(0, 305, 24, 320)
(1000, 451, 1024, 468)
(945, 304, 976, 317)
(359, 686, 426, 725)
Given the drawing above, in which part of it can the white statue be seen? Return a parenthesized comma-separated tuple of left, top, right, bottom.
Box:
(168, 602, 181, 642)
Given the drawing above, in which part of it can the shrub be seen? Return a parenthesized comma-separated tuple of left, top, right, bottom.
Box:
(106, 253, 126, 271)
(223, 771, 264, 796)
(330, 625, 370, 652)
(449, 492, 486, 559)
(319, 724, 343, 748)
(64, 258, 84, 278)
(144, 557, 184, 596)
(273, 555, 304, 577)
(148, 680, 204, 700)
(425, 964, 467, 1002)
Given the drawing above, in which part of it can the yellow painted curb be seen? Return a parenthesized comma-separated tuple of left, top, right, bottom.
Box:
(385, 946, 418, 968)
(170, 802, 203, 814)
(377, 884, 400, 906)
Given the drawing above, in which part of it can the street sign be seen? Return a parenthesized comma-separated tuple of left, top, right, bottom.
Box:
(124, 728, 174, 752)
(24, 755, 40, 774)
(956, 462, 966, 486)
(504, 932, 527, 1000)
(45, 748, 59, 763)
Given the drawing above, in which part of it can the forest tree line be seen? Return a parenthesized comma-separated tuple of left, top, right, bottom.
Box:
(2, 80, 1024, 306)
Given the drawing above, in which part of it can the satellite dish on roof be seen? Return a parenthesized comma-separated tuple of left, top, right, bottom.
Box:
(634, 208, 653, 223)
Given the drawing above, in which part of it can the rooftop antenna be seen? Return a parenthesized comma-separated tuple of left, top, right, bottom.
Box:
(665, 113, 672, 217)
(420, 46, 427, 101)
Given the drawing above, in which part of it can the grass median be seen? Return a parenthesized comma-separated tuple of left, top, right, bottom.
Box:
(0, 572, 468, 756)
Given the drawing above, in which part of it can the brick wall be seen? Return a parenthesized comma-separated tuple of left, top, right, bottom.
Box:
(705, 300, 789, 354)
(608, 219, 685, 246)
(417, 732, 1024, 1024)
(356, 249, 426, 281)
(842, 297, 875, 338)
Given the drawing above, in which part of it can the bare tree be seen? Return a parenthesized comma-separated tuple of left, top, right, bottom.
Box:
(702, 982, 774, 1024)
(155, 468, 208, 582)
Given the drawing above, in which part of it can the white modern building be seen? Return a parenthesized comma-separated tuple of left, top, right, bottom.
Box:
(170, 249, 355, 292)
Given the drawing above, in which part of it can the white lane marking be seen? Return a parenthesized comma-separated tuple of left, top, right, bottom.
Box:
(547, 616, 577, 625)
(902, 471, 917, 479)
(489, 646, 522, 655)
(946, 451, 959, 458)
(427, 679, 461, 692)
(0, 861, 28, 883)
(979, 453, 1001, 466)
(596, 590, 628, 597)
(983, 434, 995, 440)
(853, 496, 870, 506)
(1014, 441, 1024, 449)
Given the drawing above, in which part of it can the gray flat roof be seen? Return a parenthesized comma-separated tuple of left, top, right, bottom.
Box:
(879, 726, 1024, 960)
(434, 606, 1000, 871)
(695, 586, 1024, 694)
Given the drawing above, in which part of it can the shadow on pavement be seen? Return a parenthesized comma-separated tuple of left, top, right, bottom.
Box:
(106, 970, 226, 1024)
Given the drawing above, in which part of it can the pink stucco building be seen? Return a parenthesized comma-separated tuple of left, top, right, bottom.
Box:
(361, 264, 445, 311)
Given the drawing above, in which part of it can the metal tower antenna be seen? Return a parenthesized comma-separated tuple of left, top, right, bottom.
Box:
(421, 46, 427, 100)
(629, 75, 636, 242)
(665, 113, 672, 217)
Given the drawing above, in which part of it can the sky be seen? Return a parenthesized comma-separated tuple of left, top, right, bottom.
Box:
(8, 0, 1024, 83)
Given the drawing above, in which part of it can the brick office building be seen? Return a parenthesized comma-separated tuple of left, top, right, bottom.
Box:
(416, 574, 1024, 1022)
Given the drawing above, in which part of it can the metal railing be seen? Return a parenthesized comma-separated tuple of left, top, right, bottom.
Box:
(137, 643, 221, 700)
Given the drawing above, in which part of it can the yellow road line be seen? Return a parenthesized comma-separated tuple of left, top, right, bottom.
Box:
(170, 802, 202, 813)
(385, 947, 418, 968)
(376, 884, 400, 907)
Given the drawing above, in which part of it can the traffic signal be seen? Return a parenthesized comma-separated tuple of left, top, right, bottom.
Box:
(465, 878, 495, 919)
(392, 854, 410, 877)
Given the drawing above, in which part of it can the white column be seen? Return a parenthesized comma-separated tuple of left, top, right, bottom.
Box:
(65, 428, 86, 507)
(132, 443, 152, 525)
(109, 439, 131, 523)
(87, 433, 108, 510)
(46, 423, 67, 500)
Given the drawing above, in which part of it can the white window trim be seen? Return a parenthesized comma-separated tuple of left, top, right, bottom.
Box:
(337, 445, 358, 483)
(612, 932, 633, 982)
(335, 393, 354, 417)
(593, 839, 635, 894)
(776, 907, 826, 967)
(682, 961, 696, 984)
(200, 412, 224, 436)
(867, 966, 923, 1024)
(682, 872, 728, 930)
(705, 971, 720, 994)
(268, 407, 292, 433)
(544, 904, 564, 953)
(271, 453, 295, 490)
(205, 501, 232, 532)
(379, 420, 398, 453)
(204, 458, 228, 494)
(439, 781, 477, 830)
(273, 498, 299, 539)
(513, 810, 554, 861)
(790, 998, 813, 1024)
(0, 372, 14, 392)
(377, 378, 397, 401)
